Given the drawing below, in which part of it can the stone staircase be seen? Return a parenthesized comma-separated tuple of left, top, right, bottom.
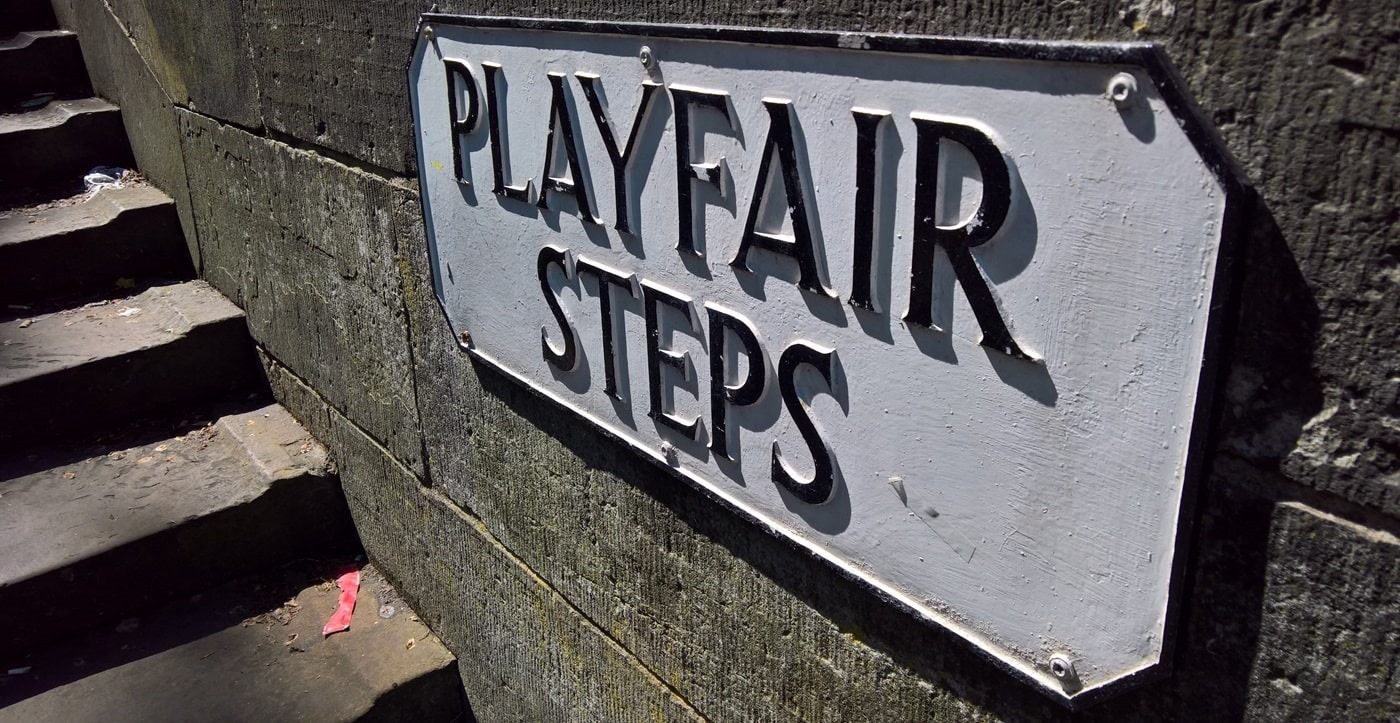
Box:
(0, 6, 465, 721)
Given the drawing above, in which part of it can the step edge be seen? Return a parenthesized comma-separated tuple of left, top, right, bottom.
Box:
(0, 29, 76, 50)
(0, 98, 119, 134)
(0, 185, 175, 246)
(0, 286, 247, 388)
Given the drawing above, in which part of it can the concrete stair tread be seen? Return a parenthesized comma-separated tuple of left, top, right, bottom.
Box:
(0, 183, 190, 305)
(0, 97, 114, 131)
(0, 404, 357, 653)
(0, 560, 462, 722)
(0, 97, 133, 192)
(0, 404, 329, 582)
(0, 28, 76, 50)
(0, 183, 172, 246)
(0, 280, 241, 387)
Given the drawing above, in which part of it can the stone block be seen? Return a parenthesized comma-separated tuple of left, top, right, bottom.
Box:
(241, 0, 424, 175)
(178, 110, 423, 475)
(1244, 502, 1399, 720)
(104, 0, 261, 128)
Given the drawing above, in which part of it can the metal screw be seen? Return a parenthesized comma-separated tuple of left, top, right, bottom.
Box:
(639, 45, 656, 70)
(1048, 653, 1081, 692)
(1107, 72, 1137, 107)
(423, 24, 435, 41)
(459, 329, 472, 346)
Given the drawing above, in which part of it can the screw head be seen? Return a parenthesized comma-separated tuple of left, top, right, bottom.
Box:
(1048, 653, 1082, 692)
(459, 329, 472, 346)
(423, 24, 435, 41)
(1107, 72, 1137, 107)
(639, 45, 656, 70)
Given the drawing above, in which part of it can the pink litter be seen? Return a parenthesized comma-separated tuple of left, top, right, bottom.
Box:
(322, 570, 360, 637)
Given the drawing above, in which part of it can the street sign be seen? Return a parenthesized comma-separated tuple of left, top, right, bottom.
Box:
(408, 16, 1239, 704)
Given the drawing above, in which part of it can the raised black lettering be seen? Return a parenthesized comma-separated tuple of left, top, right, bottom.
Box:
(849, 108, 890, 312)
(537, 245, 577, 371)
(443, 58, 480, 186)
(905, 114, 1032, 360)
(575, 256, 639, 400)
(576, 74, 662, 235)
(732, 98, 834, 297)
(705, 304, 766, 463)
(537, 72, 600, 223)
(669, 85, 733, 256)
(642, 281, 701, 440)
(481, 62, 533, 203)
(773, 341, 839, 504)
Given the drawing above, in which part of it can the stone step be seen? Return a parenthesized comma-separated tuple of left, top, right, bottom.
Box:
(0, 281, 263, 450)
(0, 184, 192, 306)
(0, 404, 360, 655)
(0, 184, 192, 304)
(0, 558, 463, 722)
(0, 0, 56, 40)
(0, 98, 134, 194)
(0, 30, 92, 108)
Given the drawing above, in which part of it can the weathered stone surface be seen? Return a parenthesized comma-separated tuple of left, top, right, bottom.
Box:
(0, 184, 190, 304)
(103, 0, 261, 128)
(0, 98, 132, 192)
(61, 0, 200, 265)
(0, 403, 354, 654)
(177, 110, 424, 475)
(1244, 502, 1399, 720)
(0, 281, 261, 449)
(0, 559, 462, 722)
(241, 0, 424, 175)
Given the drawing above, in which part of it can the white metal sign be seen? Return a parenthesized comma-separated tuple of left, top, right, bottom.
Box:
(409, 16, 1237, 704)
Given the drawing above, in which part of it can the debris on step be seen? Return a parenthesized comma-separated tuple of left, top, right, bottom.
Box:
(0, 403, 354, 654)
(0, 559, 463, 722)
(321, 568, 361, 637)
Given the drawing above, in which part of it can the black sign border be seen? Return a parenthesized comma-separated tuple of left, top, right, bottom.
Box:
(407, 14, 1249, 709)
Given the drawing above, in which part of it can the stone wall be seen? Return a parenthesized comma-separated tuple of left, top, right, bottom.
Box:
(52, 0, 1397, 719)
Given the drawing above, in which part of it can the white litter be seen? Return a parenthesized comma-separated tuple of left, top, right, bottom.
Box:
(83, 166, 128, 195)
